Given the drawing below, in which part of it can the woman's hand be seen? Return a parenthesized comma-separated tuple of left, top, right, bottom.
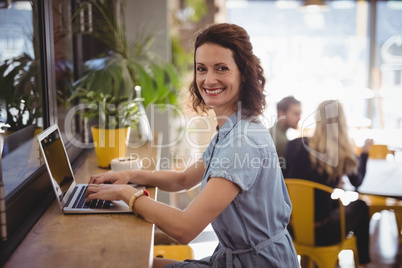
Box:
(89, 170, 132, 185)
(85, 184, 135, 204)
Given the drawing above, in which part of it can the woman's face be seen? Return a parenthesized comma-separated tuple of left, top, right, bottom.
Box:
(195, 43, 242, 117)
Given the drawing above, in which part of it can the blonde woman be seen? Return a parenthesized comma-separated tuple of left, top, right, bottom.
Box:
(284, 100, 372, 267)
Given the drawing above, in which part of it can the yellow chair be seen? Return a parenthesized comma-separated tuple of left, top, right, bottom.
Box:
(285, 179, 359, 268)
(369, 144, 388, 159)
(154, 245, 194, 261)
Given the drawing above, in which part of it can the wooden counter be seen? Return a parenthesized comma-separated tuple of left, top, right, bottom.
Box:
(4, 151, 156, 268)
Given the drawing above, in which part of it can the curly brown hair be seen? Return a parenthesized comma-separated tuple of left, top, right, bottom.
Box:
(189, 23, 266, 119)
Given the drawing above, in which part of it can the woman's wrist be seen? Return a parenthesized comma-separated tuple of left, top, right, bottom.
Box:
(120, 185, 137, 205)
(127, 170, 140, 184)
(129, 190, 150, 214)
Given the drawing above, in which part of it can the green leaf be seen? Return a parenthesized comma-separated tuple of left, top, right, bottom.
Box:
(164, 64, 180, 88)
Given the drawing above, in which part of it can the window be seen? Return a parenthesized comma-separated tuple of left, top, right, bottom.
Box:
(372, 1, 402, 129)
(0, 1, 43, 196)
(227, 0, 402, 148)
(0, 0, 84, 264)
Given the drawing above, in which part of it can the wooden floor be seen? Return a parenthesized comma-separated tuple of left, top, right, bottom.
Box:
(189, 211, 402, 267)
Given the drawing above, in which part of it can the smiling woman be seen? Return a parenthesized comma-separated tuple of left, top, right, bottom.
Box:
(84, 23, 298, 268)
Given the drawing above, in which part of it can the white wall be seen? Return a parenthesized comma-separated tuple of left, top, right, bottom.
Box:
(125, 0, 171, 61)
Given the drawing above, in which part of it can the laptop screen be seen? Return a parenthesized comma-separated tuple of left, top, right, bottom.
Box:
(39, 127, 74, 202)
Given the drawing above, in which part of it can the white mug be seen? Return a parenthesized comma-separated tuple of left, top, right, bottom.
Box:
(111, 156, 142, 172)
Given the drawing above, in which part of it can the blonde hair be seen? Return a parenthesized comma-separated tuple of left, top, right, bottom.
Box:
(308, 100, 358, 182)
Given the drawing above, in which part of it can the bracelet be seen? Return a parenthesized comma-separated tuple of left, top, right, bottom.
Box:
(129, 190, 150, 214)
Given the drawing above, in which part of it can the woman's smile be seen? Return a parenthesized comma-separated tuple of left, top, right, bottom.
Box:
(204, 87, 225, 95)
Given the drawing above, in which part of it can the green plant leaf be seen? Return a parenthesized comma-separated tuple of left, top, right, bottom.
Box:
(164, 64, 180, 88)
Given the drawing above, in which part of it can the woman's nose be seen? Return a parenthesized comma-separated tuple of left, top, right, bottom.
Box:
(204, 71, 217, 85)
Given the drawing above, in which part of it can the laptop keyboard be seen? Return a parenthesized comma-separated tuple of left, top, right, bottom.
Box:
(71, 185, 112, 209)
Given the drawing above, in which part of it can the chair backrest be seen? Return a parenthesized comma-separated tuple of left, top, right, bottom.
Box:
(285, 179, 346, 247)
(369, 144, 388, 159)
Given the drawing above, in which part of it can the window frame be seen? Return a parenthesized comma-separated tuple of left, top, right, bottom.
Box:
(0, 0, 86, 265)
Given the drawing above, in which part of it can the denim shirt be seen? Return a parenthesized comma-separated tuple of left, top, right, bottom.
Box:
(199, 111, 298, 267)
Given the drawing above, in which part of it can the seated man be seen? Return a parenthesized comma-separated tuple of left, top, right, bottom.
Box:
(269, 96, 301, 171)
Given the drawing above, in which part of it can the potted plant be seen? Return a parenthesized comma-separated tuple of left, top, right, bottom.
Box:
(70, 88, 139, 167)
(70, 0, 179, 168)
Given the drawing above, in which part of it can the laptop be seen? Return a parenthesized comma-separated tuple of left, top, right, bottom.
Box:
(37, 124, 136, 214)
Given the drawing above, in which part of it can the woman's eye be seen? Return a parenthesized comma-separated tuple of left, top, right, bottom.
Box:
(196, 66, 206, 72)
(218, 66, 229, 71)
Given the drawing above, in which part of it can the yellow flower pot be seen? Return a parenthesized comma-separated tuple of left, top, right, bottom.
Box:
(91, 126, 129, 168)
